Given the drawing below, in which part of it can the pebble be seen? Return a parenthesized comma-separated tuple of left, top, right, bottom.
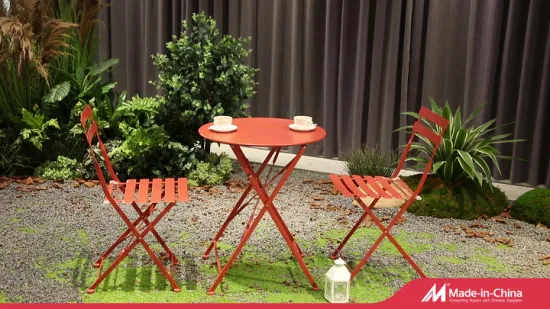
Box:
(1, 165, 549, 302)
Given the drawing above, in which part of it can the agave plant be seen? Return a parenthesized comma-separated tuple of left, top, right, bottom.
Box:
(397, 99, 525, 188)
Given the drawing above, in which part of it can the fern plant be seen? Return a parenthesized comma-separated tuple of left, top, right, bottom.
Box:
(397, 99, 525, 188)
(19, 107, 59, 150)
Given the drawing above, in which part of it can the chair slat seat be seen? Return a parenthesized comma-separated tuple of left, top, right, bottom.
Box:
(106, 178, 189, 204)
(327, 106, 449, 280)
(330, 174, 414, 205)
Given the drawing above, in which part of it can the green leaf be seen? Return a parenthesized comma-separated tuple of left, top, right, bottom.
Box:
(463, 103, 487, 125)
(101, 82, 117, 94)
(43, 81, 71, 103)
(89, 59, 120, 76)
(432, 161, 445, 173)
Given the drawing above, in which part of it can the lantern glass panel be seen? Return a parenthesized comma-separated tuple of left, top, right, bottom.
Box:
(333, 282, 348, 302)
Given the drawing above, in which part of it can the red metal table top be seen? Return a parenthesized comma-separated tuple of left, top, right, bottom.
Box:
(198, 117, 327, 147)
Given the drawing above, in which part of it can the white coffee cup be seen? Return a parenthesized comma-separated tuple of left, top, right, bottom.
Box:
(294, 115, 313, 128)
(214, 116, 233, 127)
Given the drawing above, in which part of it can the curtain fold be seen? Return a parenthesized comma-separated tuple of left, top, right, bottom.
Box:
(100, 0, 550, 187)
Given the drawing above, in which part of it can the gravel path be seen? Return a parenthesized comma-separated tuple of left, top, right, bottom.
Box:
(1, 165, 549, 303)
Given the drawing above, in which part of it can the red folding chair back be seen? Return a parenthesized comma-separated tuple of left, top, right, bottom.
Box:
(329, 106, 449, 279)
(80, 105, 189, 293)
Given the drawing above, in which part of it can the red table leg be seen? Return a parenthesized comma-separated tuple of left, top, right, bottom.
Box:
(202, 147, 278, 259)
(205, 145, 319, 295)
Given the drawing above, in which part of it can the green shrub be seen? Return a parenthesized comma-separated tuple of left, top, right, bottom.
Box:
(511, 188, 550, 227)
(36, 156, 85, 180)
(342, 145, 398, 177)
(106, 96, 196, 179)
(397, 99, 525, 189)
(152, 12, 258, 149)
(0, 131, 29, 176)
(187, 153, 233, 187)
(402, 174, 508, 219)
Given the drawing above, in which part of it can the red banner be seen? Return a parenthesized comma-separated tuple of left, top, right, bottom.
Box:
(0, 278, 547, 308)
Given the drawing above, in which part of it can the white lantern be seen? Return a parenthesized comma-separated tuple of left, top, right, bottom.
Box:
(324, 258, 351, 303)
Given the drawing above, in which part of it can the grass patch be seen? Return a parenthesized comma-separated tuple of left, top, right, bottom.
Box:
(0, 292, 8, 303)
(471, 251, 508, 273)
(33, 239, 416, 304)
(438, 243, 458, 252)
(20, 227, 39, 234)
(319, 228, 433, 258)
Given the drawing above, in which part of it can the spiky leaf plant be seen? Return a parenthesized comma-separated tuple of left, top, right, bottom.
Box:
(396, 99, 525, 189)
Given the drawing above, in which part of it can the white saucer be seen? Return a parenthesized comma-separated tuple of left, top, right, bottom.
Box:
(289, 123, 317, 132)
(209, 124, 238, 133)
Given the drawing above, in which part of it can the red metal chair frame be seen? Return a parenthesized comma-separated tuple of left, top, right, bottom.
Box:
(80, 105, 188, 293)
(329, 106, 449, 280)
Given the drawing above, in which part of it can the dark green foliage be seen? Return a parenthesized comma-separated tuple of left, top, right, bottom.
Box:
(107, 96, 199, 180)
(402, 174, 508, 220)
(511, 188, 550, 227)
(1, 10, 244, 186)
(0, 0, 119, 175)
(342, 145, 398, 177)
(106, 95, 231, 185)
(0, 132, 29, 176)
(152, 12, 257, 150)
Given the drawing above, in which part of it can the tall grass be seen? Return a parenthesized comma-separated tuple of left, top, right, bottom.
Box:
(0, 0, 106, 174)
(342, 144, 399, 178)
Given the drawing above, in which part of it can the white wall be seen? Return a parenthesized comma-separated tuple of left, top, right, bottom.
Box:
(210, 144, 533, 200)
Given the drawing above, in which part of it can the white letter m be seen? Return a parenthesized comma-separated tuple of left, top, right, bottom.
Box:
(422, 284, 446, 302)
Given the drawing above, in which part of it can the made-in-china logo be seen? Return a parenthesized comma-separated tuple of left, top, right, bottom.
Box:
(422, 283, 523, 303)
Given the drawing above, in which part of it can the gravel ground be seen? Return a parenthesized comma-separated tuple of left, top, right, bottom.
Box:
(1, 164, 549, 303)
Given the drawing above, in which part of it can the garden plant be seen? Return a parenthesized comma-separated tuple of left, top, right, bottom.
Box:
(342, 144, 398, 178)
(395, 99, 525, 219)
(0, 4, 257, 186)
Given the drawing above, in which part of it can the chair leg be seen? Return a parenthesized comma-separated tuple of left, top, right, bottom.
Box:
(90, 201, 181, 293)
(139, 237, 181, 292)
(350, 230, 387, 280)
(330, 212, 369, 259)
(87, 240, 139, 294)
(351, 198, 426, 279)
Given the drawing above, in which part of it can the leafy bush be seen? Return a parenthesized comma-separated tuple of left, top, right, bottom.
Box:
(342, 145, 398, 177)
(152, 12, 258, 149)
(106, 96, 195, 179)
(36, 155, 85, 180)
(397, 99, 525, 188)
(403, 174, 508, 219)
(187, 153, 233, 187)
(511, 188, 550, 227)
(106, 95, 233, 185)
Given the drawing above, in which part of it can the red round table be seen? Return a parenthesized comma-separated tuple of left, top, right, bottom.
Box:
(199, 118, 326, 294)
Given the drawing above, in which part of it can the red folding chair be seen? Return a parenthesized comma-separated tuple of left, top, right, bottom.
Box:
(80, 105, 189, 293)
(329, 106, 449, 279)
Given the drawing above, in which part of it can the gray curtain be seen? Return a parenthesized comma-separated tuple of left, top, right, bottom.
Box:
(99, 0, 550, 187)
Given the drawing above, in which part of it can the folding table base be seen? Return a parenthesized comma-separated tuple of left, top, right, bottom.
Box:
(203, 145, 319, 295)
